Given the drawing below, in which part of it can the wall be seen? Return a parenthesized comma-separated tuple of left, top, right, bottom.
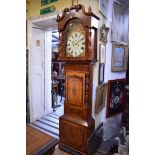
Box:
(27, 0, 99, 18)
(91, 0, 127, 129)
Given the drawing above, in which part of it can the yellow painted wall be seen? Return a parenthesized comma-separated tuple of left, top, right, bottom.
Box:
(27, 0, 99, 18)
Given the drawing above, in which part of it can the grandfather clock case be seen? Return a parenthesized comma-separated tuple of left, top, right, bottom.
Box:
(57, 4, 99, 155)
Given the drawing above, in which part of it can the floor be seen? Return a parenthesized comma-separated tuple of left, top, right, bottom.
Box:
(29, 96, 64, 139)
(52, 95, 64, 117)
(29, 95, 129, 155)
(53, 145, 106, 155)
(29, 96, 106, 154)
(53, 145, 70, 155)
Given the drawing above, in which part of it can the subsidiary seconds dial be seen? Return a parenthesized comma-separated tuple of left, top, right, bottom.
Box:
(66, 32, 85, 57)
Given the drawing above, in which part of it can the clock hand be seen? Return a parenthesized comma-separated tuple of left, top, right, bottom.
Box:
(72, 41, 75, 45)
(74, 38, 84, 45)
(71, 41, 76, 46)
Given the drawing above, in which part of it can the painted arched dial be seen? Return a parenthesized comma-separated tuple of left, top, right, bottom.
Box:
(66, 31, 85, 57)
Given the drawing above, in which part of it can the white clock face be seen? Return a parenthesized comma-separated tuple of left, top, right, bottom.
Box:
(66, 32, 85, 57)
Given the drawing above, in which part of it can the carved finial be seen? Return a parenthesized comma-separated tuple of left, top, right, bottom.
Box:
(88, 6, 92, 13)
(72, 0, 78, 6)
(57, 14, 60, 20)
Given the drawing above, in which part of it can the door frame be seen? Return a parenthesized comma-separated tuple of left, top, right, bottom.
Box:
(27, 12, 61, 122)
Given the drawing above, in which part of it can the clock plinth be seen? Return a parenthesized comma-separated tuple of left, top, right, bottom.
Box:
(59, 115, 95, 155)
(56, 4, 100, 155)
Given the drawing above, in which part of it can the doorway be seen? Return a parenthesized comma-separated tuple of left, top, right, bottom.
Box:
(30, 26, 46, 121)
(28, 16, 56, 123)
(27, 15, 65, 138)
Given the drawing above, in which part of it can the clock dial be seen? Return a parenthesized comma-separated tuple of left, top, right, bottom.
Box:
(66, 32, 85, 57)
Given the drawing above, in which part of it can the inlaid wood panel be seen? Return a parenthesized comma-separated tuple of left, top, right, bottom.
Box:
(66, 106, 82, 119)
(66, 72, 85, 107)
(60, 120, 84, 150)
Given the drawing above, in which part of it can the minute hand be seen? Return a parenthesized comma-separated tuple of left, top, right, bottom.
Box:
(75, 38, 84, 45)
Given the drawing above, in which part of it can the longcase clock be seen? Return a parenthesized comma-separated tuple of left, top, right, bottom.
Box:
(56, 4, 99, 155)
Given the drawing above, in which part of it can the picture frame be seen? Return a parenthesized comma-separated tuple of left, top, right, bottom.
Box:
(100, 24, 110, 44)
(99, 63, 105, 84)
(95, 83, 108, 114)
(111, 42, 128, 72)
(106, 79, 126, 118)
(111, 1, 129, 43)
(99, 0, 109, 19)
(99, 43, 106, 64)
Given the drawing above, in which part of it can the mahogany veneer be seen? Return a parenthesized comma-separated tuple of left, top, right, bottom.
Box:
(56, 4, 99, 155)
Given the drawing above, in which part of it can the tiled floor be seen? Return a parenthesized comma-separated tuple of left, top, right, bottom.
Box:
(53, 95, 64, 117)
(53, 145, 105, 155)
(53, 145, 70, 155)
(30, 95, 64, 139)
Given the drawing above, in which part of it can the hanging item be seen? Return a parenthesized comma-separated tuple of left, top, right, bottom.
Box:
(41, 0, 58, 6)
(111, 1, 129, 43)
(111, 42, 128, 72)
(99, 63, 105, 84)
(100, 24, 109, 44)
(106, 79, 126, 118)
(99, 0, 109, 19)
(95, 83, 107, 114)
(99, 43, 106, 64)
(40, 6, 56, 15)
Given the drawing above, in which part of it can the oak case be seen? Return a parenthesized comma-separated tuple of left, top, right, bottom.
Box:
(57, 4, 99, 155)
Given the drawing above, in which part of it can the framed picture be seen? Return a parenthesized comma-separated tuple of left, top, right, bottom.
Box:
(95, 83, 108, 114)
(99, 0, 109, 19)
(106, 79, 126, 118)
(99, 43, 106, 63)
(100, 24, 109, 44)
(111, 1, 129, 43)
(99, 63, 105, 84)
(111, 42, 128, 72)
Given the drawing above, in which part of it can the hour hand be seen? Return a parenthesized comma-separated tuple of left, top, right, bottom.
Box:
(72, 41, 76, 45)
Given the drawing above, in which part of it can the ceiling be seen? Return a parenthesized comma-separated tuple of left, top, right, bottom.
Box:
(33, 18, 59, 46)
(33, 18, 57, 29)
